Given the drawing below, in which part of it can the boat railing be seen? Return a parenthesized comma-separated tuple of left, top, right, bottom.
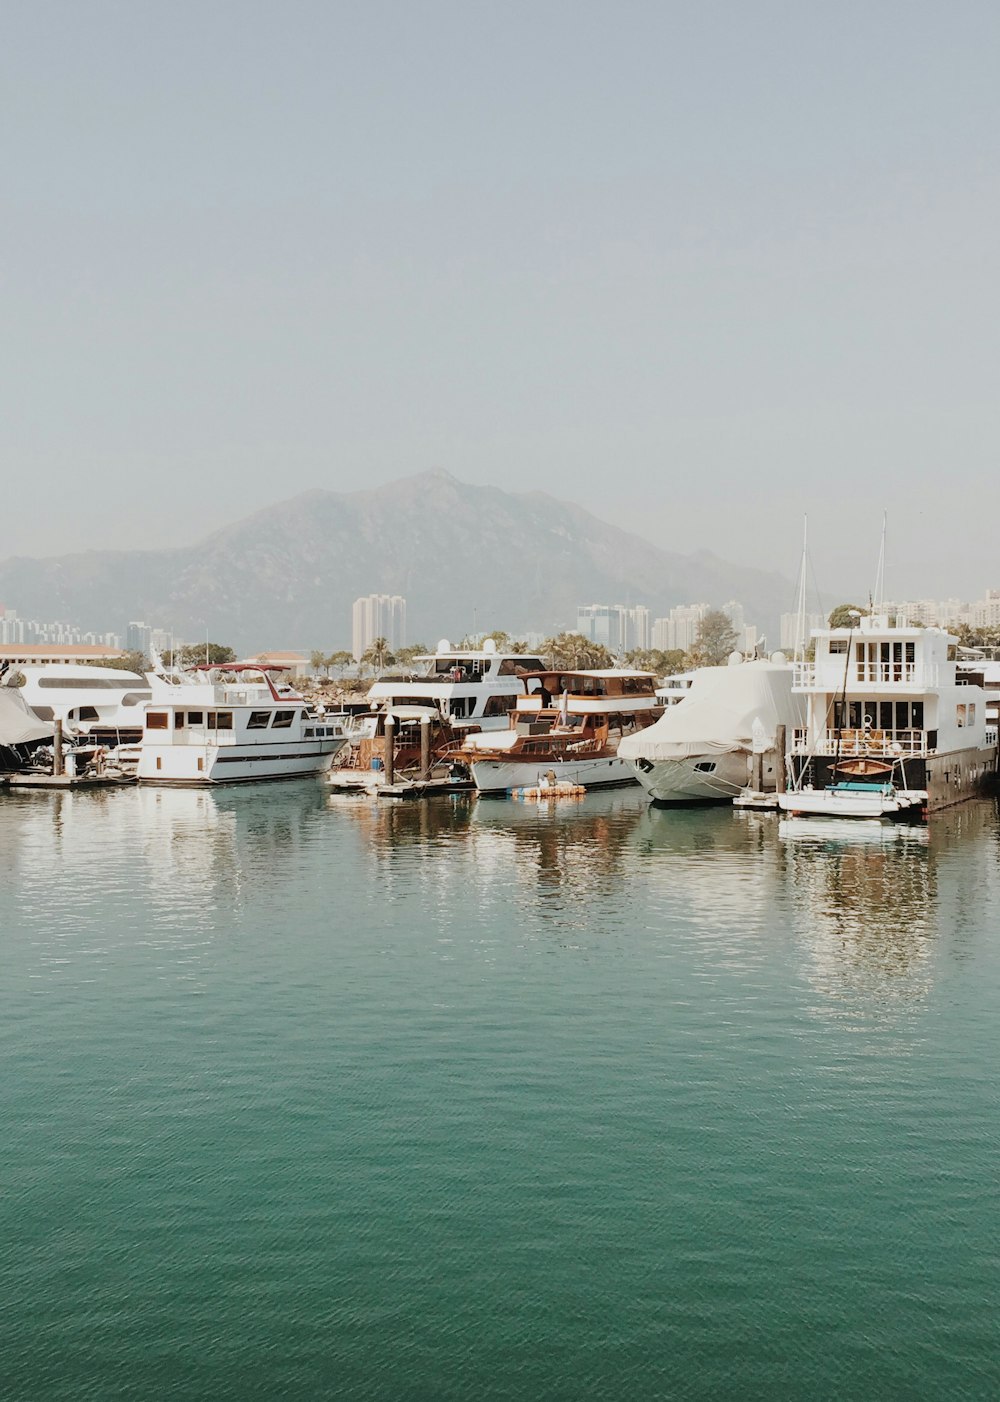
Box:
(985, 725, 998, 748)
(793, 662, 940, 688)
(791, 728, 930, 756)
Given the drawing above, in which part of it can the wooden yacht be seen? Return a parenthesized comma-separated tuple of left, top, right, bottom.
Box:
(458, 669, 662, 793)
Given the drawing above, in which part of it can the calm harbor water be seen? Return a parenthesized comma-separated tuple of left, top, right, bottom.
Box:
(1, 782, 999, 1400)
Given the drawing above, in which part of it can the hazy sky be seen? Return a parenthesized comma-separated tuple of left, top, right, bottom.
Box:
(4, 1, 999, 602)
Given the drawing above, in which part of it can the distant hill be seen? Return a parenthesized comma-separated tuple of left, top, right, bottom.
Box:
(0, 471, 793, 651)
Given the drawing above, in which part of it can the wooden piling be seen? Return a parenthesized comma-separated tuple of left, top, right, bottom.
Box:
(775, 724, 787, 792)
(52, 719, 64, 777)
(419, 714, 431, 781)
(384, 715, 395, 786)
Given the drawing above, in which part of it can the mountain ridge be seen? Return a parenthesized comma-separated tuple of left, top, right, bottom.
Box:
(0, 472, 794, 651)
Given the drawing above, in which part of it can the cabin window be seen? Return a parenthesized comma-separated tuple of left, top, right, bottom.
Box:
(484, 695, 516, 716)
(197, 757, 204, 771)
(896, 701, 909, 730)
(498, 660, 522, 676)
(247, 711, 271, 729)
(271, 710, 295, 729)
(828, 639, 847, 654)
(187, 711, 203, 725)
(174, 712, 185, 729)
(146, 712, 169, 730)
(78, 706, 100, 722)
(694, 761, 716, 773)
(879, 701, 893, 730)
(957, 704, 967, 728)
(155, 756, 162, 770)
(912, 702, 924, 728)
(304, 727, 314, 737)
(207, 711, 234, 731)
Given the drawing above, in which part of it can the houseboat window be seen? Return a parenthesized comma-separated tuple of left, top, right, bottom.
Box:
(207, 711, 234, 730)
(905, 642, 915, 665)
(912, 702, 924, 728)
(174, 712, 185, 728)
(957, 704, 967, 727)
(187, 711, 203, 725)
(895, 701, 909, 730)
(247, 711, 271, 729)
(484, 695, 516, 716)
(271, 710, 295, 728)
(146, 712, 169, 730)
(828, 639, 847, 654)
(879, 701, 894, 730)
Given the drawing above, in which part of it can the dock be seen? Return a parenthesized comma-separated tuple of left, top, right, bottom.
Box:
(3, 773, 135, 790)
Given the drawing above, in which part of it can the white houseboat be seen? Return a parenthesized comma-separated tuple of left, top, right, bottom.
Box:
(365, 638, 544, 732)
(778, 615, 996, 818)
(458, 668, 662, 792)
(136, 664, 347, 785)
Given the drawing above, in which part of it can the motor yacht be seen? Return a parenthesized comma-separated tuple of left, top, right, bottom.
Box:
(136, 664, 347, 785)
(365, 638, 544, 733)
(17, 664, 152, 744)
(459, 668, 662, 793)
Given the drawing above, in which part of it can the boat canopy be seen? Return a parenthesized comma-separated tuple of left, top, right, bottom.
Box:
(0, 686, 54, 746)
(618, 663, 803, 762)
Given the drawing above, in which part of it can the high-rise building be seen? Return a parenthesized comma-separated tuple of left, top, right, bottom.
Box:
(125, 621, 154, 656)
(575, 603, 651, 654)
(352, 594, 407, 660)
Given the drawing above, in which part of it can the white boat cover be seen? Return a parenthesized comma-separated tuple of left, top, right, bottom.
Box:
(0, 685, 54, 746)
(618, 662, 804, 762)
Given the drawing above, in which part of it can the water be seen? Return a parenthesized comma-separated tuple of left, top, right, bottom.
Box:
(2, 783, 999, 1400)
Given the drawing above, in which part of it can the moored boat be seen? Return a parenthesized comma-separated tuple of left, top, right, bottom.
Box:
(459, 668, 662, 793)
(136, 664, 347, 785)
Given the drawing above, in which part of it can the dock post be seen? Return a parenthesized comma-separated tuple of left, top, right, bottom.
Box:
(420, 714, 431, 780)
(751, 750, 763, 793)
(775, 724, 787, 793)
(384, 715, 395, 786)
(52, 719, 64, 777)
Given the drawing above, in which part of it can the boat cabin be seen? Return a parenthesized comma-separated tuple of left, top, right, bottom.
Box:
(366, 638, 545, 728)
(789, 615, 994, 806)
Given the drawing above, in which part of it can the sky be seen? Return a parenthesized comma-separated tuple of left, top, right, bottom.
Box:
(3, 0, 999, 603)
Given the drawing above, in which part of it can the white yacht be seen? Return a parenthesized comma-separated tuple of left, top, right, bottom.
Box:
(136, 664, 347, 785)
(778, 615, 995, 818)
(17, 664, 152, 742)
(655, 672, 696, 706)
(365, 638, 544, 732)
(459, 669, 662, 792)
(619, 658, 803, 802)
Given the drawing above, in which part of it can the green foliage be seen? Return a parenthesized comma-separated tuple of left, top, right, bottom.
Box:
(827, 604, 868, 629)
(955, 624, 1000, 651)
(164, 642, 236, 668)
(326, 650, 354, 676)
(90, 650, 150, 674)
(625, 647, 687, 676)
(310, 649, 328, 676)
(360, 637, 395, 675)
(686, 611, 739, 668)
(541, 632, 614, 670)
(393, 644, 428, 668)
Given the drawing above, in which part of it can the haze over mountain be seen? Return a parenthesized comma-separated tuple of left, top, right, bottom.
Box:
(0, 472, 794, 653)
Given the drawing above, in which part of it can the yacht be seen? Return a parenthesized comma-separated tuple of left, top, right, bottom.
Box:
(777, 615, 995, 819)
(136, 664, 347, 785)
(17, 664, 152, 743)
(459, 669, 662, 793)
(618, 658, 803, 802)
(656, 672, 696, 706)
(365, 639, 543, 733)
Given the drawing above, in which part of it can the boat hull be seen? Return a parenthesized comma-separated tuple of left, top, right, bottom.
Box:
(776, 789, 923, 820)
(629, 751, 751, 804)
(138, 738, 345, 785)
(471, 755, 636, 794)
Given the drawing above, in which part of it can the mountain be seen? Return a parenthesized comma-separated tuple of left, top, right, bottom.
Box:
(0, 471, 793, 651)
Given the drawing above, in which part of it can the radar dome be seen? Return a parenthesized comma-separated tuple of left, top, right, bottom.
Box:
(437, 638, 451, 653)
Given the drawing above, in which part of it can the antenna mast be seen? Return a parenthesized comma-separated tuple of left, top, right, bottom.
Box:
(873, 511, 887, 616)
(794, 515, 808, 662)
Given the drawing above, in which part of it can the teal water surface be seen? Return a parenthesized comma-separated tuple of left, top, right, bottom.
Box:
(1, 784, 999, 1400)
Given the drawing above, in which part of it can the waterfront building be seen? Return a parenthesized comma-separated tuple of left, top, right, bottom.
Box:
(352, 594, 407, 661)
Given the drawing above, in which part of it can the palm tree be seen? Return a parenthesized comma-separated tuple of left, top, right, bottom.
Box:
(310, 649, 328, 678)
(361, 637, 395, 676)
